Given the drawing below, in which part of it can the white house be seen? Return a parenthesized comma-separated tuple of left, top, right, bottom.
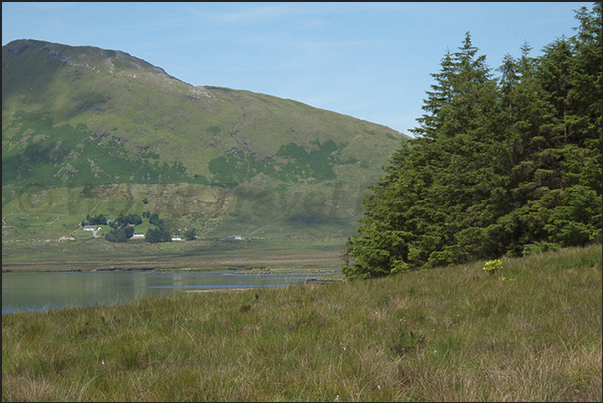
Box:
(171, 236, 182, 241)
(83, 225, 98, 231)
(227, 235, 246, 241)
(132, 233, 145, 239)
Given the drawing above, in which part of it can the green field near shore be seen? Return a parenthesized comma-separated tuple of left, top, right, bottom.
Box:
(2, 237, 344, 272)
(2, 244, 601, 401)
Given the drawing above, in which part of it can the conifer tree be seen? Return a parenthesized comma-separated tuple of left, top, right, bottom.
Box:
(344, 32, 502, 278)
(343, 3, 602, 279)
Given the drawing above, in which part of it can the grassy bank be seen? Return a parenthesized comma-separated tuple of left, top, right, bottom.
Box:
(2, 244, 601, 401)
(2, 238, 344, 271)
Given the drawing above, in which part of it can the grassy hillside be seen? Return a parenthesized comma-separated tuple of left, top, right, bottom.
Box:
(2, 244, 601, 401)
(2, 39, 407, 245)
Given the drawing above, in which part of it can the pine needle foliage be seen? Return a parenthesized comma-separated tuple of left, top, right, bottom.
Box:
(344, 3, 602, 279)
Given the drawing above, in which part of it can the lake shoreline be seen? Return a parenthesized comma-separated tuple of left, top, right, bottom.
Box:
(1, 252, 344, 273)
(2, 237, 346, 272)
(2, 266, 342, 274)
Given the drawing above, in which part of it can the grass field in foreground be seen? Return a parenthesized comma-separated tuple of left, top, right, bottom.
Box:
(2, 244, 601, 401)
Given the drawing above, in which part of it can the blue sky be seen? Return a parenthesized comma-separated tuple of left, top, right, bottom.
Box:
(2, 2, 593, 135)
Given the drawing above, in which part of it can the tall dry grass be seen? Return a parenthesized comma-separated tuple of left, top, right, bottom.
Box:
(2, 243, 601, 401)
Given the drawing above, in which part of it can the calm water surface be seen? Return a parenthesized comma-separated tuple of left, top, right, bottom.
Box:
(2, 269, 339, 314)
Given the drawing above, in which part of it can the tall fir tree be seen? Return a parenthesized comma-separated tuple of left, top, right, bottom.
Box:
(343, 3, 602, 279)
(344, 33, 503, 278)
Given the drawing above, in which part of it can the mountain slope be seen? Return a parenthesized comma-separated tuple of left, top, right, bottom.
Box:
(2, 39, 408, 242)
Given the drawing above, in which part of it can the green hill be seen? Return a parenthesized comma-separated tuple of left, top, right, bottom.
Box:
(2, 39, 408, 245)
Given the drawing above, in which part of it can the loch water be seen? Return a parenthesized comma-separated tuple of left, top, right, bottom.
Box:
(2, 269, 339, 314)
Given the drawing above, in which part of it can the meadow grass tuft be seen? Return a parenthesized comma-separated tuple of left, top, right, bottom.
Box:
(2, 243, 601, 401)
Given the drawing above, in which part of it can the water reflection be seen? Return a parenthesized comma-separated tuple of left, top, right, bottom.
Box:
(2, 269, 339, 314)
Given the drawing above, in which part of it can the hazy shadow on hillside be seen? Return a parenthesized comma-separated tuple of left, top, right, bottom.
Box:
(285, 213, 350, 228)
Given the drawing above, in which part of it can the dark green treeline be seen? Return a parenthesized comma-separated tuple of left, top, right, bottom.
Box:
(343, 3, 602, 279)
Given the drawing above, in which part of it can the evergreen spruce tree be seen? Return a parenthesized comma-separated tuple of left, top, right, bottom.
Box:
(542, 3, 602, 247)
(343, 3, 601, 279)
(344, 32, 503, 278)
